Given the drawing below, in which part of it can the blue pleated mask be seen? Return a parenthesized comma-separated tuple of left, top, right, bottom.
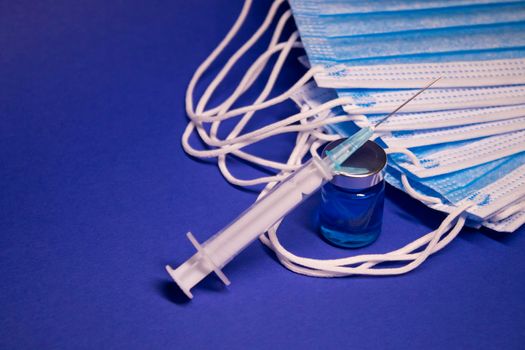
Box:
(289, 0, 525, 88)
(290, 0, 525, 15)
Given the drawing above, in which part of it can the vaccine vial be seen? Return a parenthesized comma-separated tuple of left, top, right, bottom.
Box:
(319, 139, 386, 248)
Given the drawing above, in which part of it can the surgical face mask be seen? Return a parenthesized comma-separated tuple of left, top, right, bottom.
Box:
(290, 0, 524, 15)
(290, 0, 525, 88)
(347, 126, 525, 179)
(378, 117, 525, 148)
(303, 23, 525, 64)
(485, 208, 525, 232)
(391, 153, 525, 210)
(338, 85, 525, 114)
(316, 59, 525, 89)
(367, 104, 525, 131)
(293, 3, 525, 38)
(386, 156, 525, 214)
(293, 82, 525, 130)
(290, 80, 340, 110)
(337, 111, 525, 151)
(391, 131, 525, 178)
(383, 166, 525, 232)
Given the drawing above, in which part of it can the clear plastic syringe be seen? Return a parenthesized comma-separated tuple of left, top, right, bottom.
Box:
(167, 78, 440, 298)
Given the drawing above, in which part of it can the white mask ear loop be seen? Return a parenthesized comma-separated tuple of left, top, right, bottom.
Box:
(189, 94, 352, 149)
(185, 0, 253, 118)
(213, 31, 301, 186)
(181, 1, 345, 186)
(240, 10, 294, 92)
(190, 65, 327, 123)
(182, 40, 354, 163)
(211, 9, 295, 132)
(188, 0, 284, 118)
(384, 148, 421, 166)
(182, 112, 353, 160)
(189, 29, 303, 147)
(266, 215, 467, 277)
(184, 0, 302, 170)
(183, 38, 306, 154)
(214, 115, 353, 186)
(385, 148, 445, 205)
(400, 174, 443, 205)
(215, 102, 308, 186)
(195, 0, 287, 117)
(258, 156, 471, 276)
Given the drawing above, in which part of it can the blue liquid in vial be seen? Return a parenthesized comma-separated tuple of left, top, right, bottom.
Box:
(319, 180, 385, 248)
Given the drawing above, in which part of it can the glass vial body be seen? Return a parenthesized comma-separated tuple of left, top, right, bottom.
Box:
(319, 180, 385, 248)
(319, 139, 386, 248)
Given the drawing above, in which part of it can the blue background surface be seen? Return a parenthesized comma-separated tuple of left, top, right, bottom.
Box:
(1, 1, 525, 349)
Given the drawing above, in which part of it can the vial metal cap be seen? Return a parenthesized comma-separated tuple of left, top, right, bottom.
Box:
(322, 138, 386, 190)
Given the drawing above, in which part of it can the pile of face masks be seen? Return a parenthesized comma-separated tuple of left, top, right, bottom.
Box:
(288, 0, 525, 233)
(183, 0, 525, 278)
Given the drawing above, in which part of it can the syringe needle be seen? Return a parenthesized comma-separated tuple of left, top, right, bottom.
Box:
(375, 76, 442, 128)
(326, 77, 442, 168)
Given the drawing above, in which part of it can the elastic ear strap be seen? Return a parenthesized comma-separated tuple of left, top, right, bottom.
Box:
(191, 0, 285, 116)
(185, 0, 253, 118)
(186, 94, 353, 156)
(385, 147, 421, 166)
(206, 32, 301, 123)
(213, 9, 295, 121)
(261, 202, 470, 277)
(182, 1, 339, 185)
(188, 37, 304, 148)
(212, 31, 301, 185)
(190, 65, 324, 123)
(401, 174, 442, 204)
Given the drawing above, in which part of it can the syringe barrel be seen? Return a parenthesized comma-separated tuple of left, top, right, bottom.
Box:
(168, 157, 332, 297)
(205, 158, 330, 265)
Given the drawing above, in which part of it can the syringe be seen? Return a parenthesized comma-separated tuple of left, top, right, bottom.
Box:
(166, 78, 440, 299)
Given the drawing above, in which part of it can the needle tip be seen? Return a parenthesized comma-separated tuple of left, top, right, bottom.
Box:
(374, 76, 442, 128)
